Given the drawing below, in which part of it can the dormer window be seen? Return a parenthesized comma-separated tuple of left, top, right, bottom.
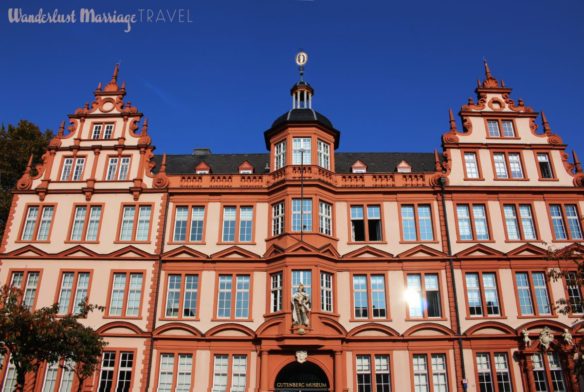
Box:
(195, 161, 210, 175)
(91, 123, 115, 140)
(317, 140, 330, 170)
(351, 160, 367, 174)
(396, 160, 412, 173)
(196, 169, 209, 175)
(238, 161, 254, 175)
(487, 119, 515, 138)
(292, 138, 311, 165)
(275, 141, 286, 170)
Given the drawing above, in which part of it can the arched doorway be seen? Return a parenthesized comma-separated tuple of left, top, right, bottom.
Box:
(274, 361, 330, 392)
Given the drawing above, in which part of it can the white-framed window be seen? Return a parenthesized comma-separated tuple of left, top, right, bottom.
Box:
(537, 153, 554, 179)
(272, 202, 285, 236)
(320, 271, 333, 312)
(319, 201, 332, 236)
(119, 205, 152, 241)
(108, 272, 143, 317)
(212, 354, 248, 392)
(463, 152, 479, 179)
(515, 271, 551, 316)
(356, 354, 391, 392)
(274, 140, 287, 170)
(401, 204, 433, 241)
(503, 204, 536, 241)
(42, 360, 75, 392)
(164, 274, 199, 318)
(353, 274, 387, 319)
(493, 152, 524, 179)
(412, 354, 449, 392)
(475, 352, 512, 392)
(222, 206, 254, 242)
(173, 206, 205, 242)
(91, 123, 115, 139)
(70, 205, 102, 242)
(350, 205, 382, 241)
(21, 205, 55, 241)
(456, 204, 489, 241)
(292, 199, 312, 232)
(106, 157, 131, 180)
(317, 140, 330, 169)
(407, 273, 441, 318)
(217, 275, 250, 319)
(57, 272, 90, 315)
(11, 271, 40, 309)
(292, 137, 311, 165)
(271, 272, 283, 312)
(156, 353, 193, 392)
(60, 157, 85, 181)
(465, 272, 500, 317)
(550, 204, 583, 240)
(532, 352, 567, 392)
(97, 351, 134, 392)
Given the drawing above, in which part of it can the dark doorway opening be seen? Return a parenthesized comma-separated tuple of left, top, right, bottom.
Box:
(274, 361, 329, 392)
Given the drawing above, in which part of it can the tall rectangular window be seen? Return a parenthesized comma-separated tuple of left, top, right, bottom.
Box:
(21, 205, 54, 241)
(353, 274, 387, 319)
(107, 272, 143, 317)
(412, 354, 449, 392)
(549, 204, 583, 240)
(10, 271, 40, 309)
(106, 157, 131, 180)
(173, 206, 205, 242)
(493, 153, 508, 178)
(487, 120, 501, 137)
(537, 153, 554, 179)
(493, 152, 524, 179)
(407, 273, 441, 318)
(320, 272, 333, 312)
(356, 355, 391, 392)
(350, 205, 382, 241)
(91, 123, 115, 139)
(60, 157, 85, 181)
(531, 352, 567, 392)
(119, 205, 152, 241)
(508, 153, 523, 178)
(401, 204, 434, 241)
(212, 354, 248, 392)
(464, 152, 480, 179)
(271, 272, 283, 313)
(456, 204, 489, 241)
(317, 140, 330, 169)
(515, 272, 551, 316)
(292, 137, 311, 165)
(92, 124, 103, 140)
(274, 140, 286, 170)
(476, 352, 513, 392)
(217, 275, 250, 319)
(566, 272, 583, 314)
(42, 360, 75, 392)
(501, 120, 515, 137)
(503, 204, 536, 241)
(164, 274, 199, 318)
(465, 272, 500, 317)
(272, 202, 285, 236)
(488, 119, 515, 138)
(57, 271, 90, 315)
(70, 205, 102, 242)
(292, 199, 312, 232)
(156, 353, 192, 392)
(319, 201, 333, 236)
(98, 351, 134, 392)
(292, 270, 312, 302)
(222, 206, 253, 242)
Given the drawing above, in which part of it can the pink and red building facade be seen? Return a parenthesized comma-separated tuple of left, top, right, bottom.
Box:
(1, 62, 583, 391)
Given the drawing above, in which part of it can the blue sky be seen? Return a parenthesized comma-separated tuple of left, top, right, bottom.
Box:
(1, 0, 583, 155)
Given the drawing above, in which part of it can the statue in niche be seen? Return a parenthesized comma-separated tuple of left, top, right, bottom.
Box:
(292, 283, 311, 327)
(522, 329, 531, 347)
(562, 329, 574, 346)
(539, 327, 554, 350)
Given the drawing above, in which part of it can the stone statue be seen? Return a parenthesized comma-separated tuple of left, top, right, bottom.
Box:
(522, 329, 531, 347)
(292, 283, 311, 327)
(562, 328, 574, 346)
(296, 350, 308, 364)
(539, 327, 554, 350)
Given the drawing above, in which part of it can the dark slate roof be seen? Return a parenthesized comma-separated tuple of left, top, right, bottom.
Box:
(271, 108, 334, 129)
(152, 152, 437, 175)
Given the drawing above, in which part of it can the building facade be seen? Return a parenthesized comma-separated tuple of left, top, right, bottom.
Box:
(1, 61, 583, 392)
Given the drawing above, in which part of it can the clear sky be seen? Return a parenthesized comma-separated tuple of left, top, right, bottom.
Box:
(1, 0, 583, 156)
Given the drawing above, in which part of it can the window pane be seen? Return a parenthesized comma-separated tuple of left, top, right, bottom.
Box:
(37, 206, 54, 241)
(173, 207, 188, 242)
(401, 205, 417, 241)
(532, 272, 551, 315)
(519, 205, 536, 240)
(425, 274, 441, 318)
(118, 157, 131, 180)
(476, 353, 494, 392)
(183, 275, 198, 317)
(508, 153, 523, 179)
(212, 355, 229, 392)
(465, 273, 482, 316)
(272, 202, 285, 236)
(494, 353, 513, 392)
(412, 355, 429, 392)
(356, 355, 372, 392)
(457, 205, 472, 240)
(483, 273, 500, 316)
(71, 206, 87, 241)
(464, 153, 479, 179)
(292, 199, 312, 232)
(566, 272, 583, 313)
(86, 206, 102, 241)
(120, 206, 135, 241)
(98, 352, 116, 392)
(165, 275, 181, 317)
(271, 273, 283, 312)
(565, 204, 583, 239)
(190, 207, 205, 242)
(320, 272, 333, 312)
(353, 275, 369, 318)
(319, 202, 332, 236)
(73, 272, 90, 314)
(58, 272, 75, 314)
(431, 354, 448, 392)
(515, 272, 534, 315)
(106, 158, 118, 181)
(222, 207, 236, 242)
(292, 270, 312, 301)
(231, 355, 247, 392)
(72, 158, 85, 181)
(22, 206, 39, 240)
(537, 153, 553, 179)
(502, 120, 515, 137)
(407, 275, 423, 318)
(234, 275, 250, 318)
(368, 206, 382, 241)
(157, 354, 175, 392)
(217, 276, 232, 318)
(351, 206, 365, 241)
(275, 141, 286, 170)
(292, 137, 311, 165)
(136, 206, 152, 241)
(487, 120, 500, 137)
(493, 153, 508, 178)
(116, 352, 134, 392)
(176, 354, 193, 392)
(238, 207, 253, 242)
(375, 355, 391, 392)
(23, 272, 39, 308)
(472, 205, 489, 240)
(126, 273, 143, 316)
(92, 124, 102, 139)
(317, 140, 330, 170)
(61, 158, 73, 181)
(503, 206, 520, 240)
(371, 275, 386, 318)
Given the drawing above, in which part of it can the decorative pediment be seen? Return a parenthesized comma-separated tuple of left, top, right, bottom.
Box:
(162, 246, 208, 260)
(351, 160, 367, 173)
(57, 245, 99, 259)
(5, 245, 48, 258)
(455, 244, 504, 258)
(107, 246, 155, 259)
(263, 244, 285, 258)
(284, 242, 321, 255)
(507, 244, 548, 257)
(396, 160, 412, 173)
(398, 245, 446, 259)
(554, 243, 584, 258)
(238, 160, 254, 174)
(195, 161, 211, 174)
(318, 243, 340, 258)
(211, 246, 260, 260)
(343, 246, 393, 260)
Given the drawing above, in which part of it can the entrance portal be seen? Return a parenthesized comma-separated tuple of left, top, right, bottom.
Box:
(274, 361, 330, 392)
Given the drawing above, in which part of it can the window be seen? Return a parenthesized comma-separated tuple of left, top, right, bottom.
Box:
(401, 204, 434, 241)
(106, 156, 131, 180)
(493, 152, 524, 179)
(320, 272, 333, 312)
(350, 205, 382, 242)
(503, 204, 537, 241)
(317, 140, 330, 169)
(292, 137, 311, 165)
(292, 199, 312, 232)
(172, 206, 205, 242)
(407, 273, 441, 318)
(272, 202, 285, 236)
(60, 157, 85, 181)
(3, 360, 17, 392)
(21, 205, 55, 241)
(487, 119, 515, 138)
(222, 206, 253, 242)
(464, 152, 480, 179)
(91, 123, 115, 139)
(212, 354, 248, 392)
(292, 270, 312, 303)
(319, 201, 333, 236)
(412, 354, 449, 392)
(353, 274, 387, 319)
(465, 272, 501, 317)
(475, 352, 513, 392)
(531, 352, 567, 392)
(565, 272, 583, 314)
(164, 274, 199, 318)
(97, 351, 134, 392)
(42, 360, 75, 392)
(107, 272, 144, 317)
(118, 205, 152, 241)
(10, 270, 40, 308)
(456, 204, 489, 241)
(217, 275, 250, 319)
(549, 204, 583, 240)
(271, 272, 283, 312)
(274, 140, 286, 170)
(57, 271, 90, 315)
(356, 354, 391, 392)
(515, 272, 551, 316)
(70, 205, 102, 242)
(537, 153, 554, 179)
(156, 353, 193, 392)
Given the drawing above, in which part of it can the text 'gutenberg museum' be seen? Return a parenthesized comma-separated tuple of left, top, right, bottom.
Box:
(1, 57, 584, 392)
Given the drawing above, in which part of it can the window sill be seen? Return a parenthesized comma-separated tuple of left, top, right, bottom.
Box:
(15, 240, 51, 244)
(159, 316, 200, 322)
(493, 178, 529, 182)
(347, 241, 387, 245)
(538, 178, 559, 181)
(349, 317, 392, 322)
(405, 317, 447, 322)
(103, 315, 143, 320)
(64, 240, 100, 244)
(486, 136, 521, 140)
(463, 178, 486, 181)
(465, 316, 507, 320)
(456, 239, 495, 244)
(211, 317, 253, 322)
(516, 315, 558, 319)
(399, 240, 439, 244)
(168, 241, 206, 246)
(216, 241, 256, 246)
(504, 239, 542, 243)
(550, 239, 584, 243)
(114, 240, 151, 244)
